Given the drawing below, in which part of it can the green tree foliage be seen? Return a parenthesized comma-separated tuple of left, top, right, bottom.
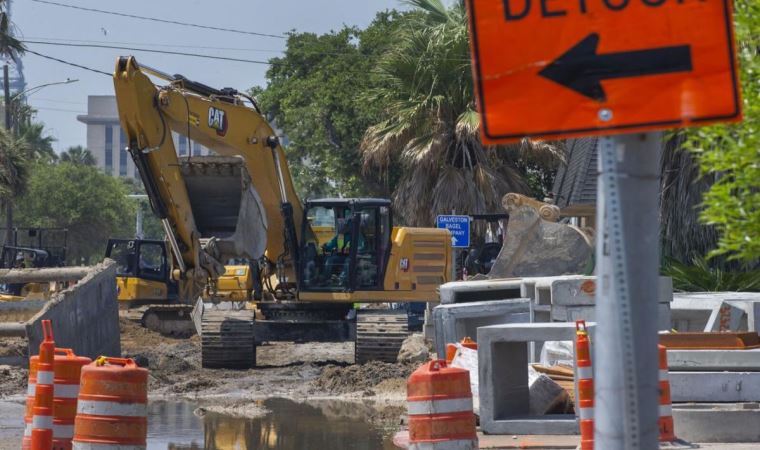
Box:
(682, 0, 759, 262)
(59, 146, 96, 166)
(18, 122, 56, 163)
(15, 162, 135, 264)
(663, 257, 760, 292)
(361, 0, 560, 227)
(254, 11, 405, 199)
(0, 127, 28, 199)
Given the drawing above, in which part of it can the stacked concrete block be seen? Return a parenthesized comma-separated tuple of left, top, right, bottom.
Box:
(546, 276, 673, 330)
(671, 292, 760, 332)
(432, 299, 530, 357)
(477, 322, 596, 435)
(667, 348, 760, 402)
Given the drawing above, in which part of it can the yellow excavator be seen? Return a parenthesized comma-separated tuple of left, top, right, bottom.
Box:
(105, 238, 254, 335)
(113, 56, 451, 368)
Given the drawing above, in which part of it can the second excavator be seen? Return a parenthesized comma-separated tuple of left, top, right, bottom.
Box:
(113, 56, 452, 368)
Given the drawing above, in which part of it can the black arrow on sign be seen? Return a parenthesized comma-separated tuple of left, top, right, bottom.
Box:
(538, 33, 692, 102)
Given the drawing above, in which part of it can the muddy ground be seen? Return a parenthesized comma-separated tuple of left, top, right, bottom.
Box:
(118, 318, 416, 405)
(0, 318, 416, 419)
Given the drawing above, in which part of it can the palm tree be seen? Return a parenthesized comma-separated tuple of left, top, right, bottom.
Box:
(0, 128, 29, 240)
(360, 0, 560, 228)
(60, 146, 96, 166)
(19, 122, 56, 162)
(0, 1, 26, 244)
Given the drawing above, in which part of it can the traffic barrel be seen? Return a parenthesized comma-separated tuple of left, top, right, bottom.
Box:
(24, 349, 92, 450)
(575, 320, 593, 450)
(72, 357, 148, 449)
(445, 337, 478, 364)
(23, 354, 39, 450)
(658, 344, 675, 442)
(31, 320, 55, 450)
(407, 359, 477, 450)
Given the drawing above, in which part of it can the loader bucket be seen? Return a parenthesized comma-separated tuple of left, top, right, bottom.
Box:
(179, 156, 268, 261)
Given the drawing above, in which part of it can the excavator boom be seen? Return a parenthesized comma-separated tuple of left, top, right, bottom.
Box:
(113, 56, 304, 302)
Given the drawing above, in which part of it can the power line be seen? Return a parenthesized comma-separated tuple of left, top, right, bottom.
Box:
(29, 0, 286, 39)
(32, 106, 87, 114)
(29, 97, 87, 106)
(24, 48, 112, 76)
(23, 41, 277, 66)
(24, 36, 285, 54)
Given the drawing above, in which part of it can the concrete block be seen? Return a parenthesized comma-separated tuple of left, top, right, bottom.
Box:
(670, 372, 760, 402)
(25, 260, 120, 360)
(550, 276, 672, 307)
(433, 299, 530, 357)
(439, 279, 525, 305)
(705, 301, 746, 331)
(672, 293, 760, 332)
(667, 349, 760, 371)
(477, 322, 596, 435)
(673, 403, 760, 443)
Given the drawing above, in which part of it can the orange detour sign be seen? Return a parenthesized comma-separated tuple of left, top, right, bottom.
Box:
(466, 0, 742, 143)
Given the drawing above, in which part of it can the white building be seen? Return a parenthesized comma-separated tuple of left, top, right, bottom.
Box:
(76, 95, 210, 178)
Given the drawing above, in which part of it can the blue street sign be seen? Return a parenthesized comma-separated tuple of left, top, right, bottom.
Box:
(436, 215, 470, 248)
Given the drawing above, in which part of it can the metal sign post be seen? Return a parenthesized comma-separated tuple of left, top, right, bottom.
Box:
(594, 132, 662, 449)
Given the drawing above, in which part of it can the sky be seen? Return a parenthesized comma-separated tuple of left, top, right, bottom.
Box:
(11, 0, 404, 153)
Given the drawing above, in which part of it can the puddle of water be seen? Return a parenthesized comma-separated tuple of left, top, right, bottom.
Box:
(147, 398, 399, 450)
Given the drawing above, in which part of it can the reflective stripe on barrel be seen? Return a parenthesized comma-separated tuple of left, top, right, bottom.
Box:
(407, 360, 477, 450)
(73, 357, 148, 449)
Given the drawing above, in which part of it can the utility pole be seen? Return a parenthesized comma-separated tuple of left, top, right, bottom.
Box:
(594, 133, 662, 449)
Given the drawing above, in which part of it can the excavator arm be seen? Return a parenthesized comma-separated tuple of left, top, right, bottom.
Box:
(113, 56, 305, 302)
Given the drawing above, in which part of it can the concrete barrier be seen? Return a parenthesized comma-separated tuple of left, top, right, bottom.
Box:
(673, 403, 760, 443)
(23, 260, 120, 360)
(477, 322, 596, 435)
(432, 299, 530, 357)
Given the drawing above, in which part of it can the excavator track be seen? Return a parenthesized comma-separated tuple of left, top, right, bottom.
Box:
(355, 310, 409, 364)
(121, 304, 195, 337)
(201, 309, 256, 369)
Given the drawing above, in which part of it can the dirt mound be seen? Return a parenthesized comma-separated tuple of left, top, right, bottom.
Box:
(0, 337, 27, 360)
(0, 365, 28, 398)
(312, 361, 417, 396)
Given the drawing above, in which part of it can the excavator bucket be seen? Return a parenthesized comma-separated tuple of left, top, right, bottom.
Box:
(179, 156, 268, 262)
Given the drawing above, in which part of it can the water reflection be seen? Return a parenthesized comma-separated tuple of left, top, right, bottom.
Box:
(149, 398, 399, 450)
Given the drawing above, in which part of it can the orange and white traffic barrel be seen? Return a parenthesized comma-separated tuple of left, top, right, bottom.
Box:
(445, 337, 478, 364)
(407, 359, 477, 450)
(52, 349, 92, 450)
(23, 354, 39, 450)
(31, 320, 55, 450)
(658, 345, 675, 442)
(575, 320, 594, 450)
(24, 349, 92, 450)
(72, 357, 148, 449)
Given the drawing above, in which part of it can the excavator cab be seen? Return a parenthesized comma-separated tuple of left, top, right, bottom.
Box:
(299, 199, 392, 292)
(105, 238, 175, 305)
